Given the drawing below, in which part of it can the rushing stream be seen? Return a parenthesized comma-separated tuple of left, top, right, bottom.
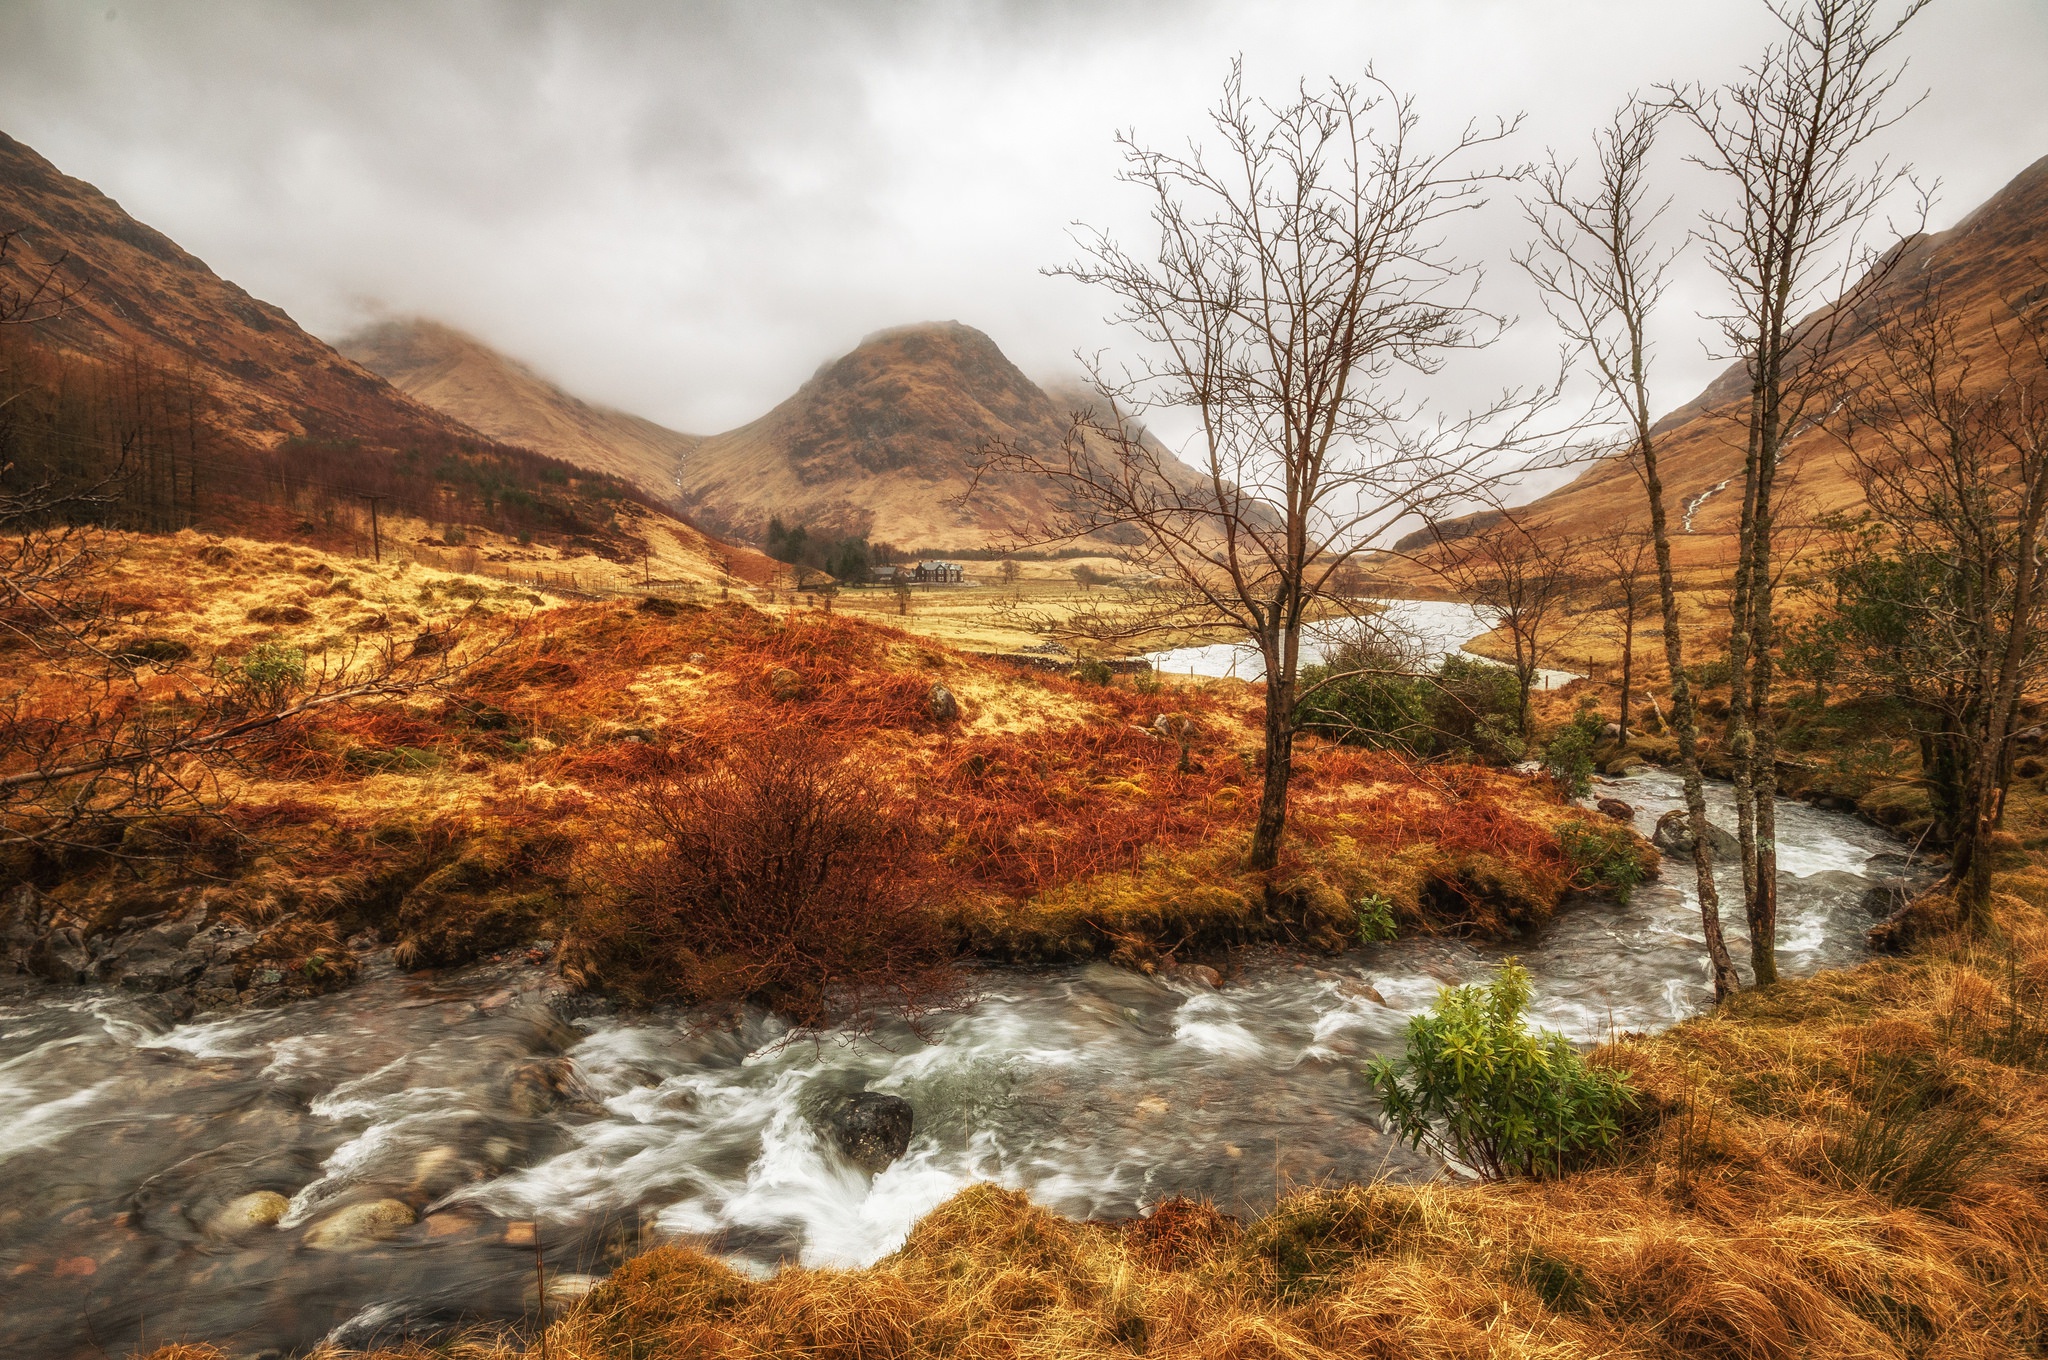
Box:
(0, 769, 1926, 1358)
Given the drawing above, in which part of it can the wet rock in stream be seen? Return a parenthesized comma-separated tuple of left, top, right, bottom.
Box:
(822, 1092, 916, 1173)
(1652, 808, 1742, 860)
(304, 1198, 418, 1251)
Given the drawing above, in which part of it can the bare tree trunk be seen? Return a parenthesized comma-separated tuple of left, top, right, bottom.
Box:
(1647, 429, 1742, 1000)
(1250, 639, 1296, 872)
(1744, 399, 1783, 985)
(1618, 596, 1635, 739)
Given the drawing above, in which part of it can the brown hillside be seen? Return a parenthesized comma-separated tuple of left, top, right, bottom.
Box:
(0, 130, 471, 449)
(675, 321, 1208, 551)
(0, 129, 766, 578)
(336, 318, 702, 505)
(1419, 153, 2048, 567)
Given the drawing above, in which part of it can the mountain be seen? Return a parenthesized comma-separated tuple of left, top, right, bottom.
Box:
(674, 321, 1206, 551)
(1416, 153, 2048, 565)
(336, 318, 700, 505)
(0, 129, 741, 571)
(0, 130, 473, 449)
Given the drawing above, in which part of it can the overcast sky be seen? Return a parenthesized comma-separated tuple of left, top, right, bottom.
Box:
(2, 0, 2044, 444)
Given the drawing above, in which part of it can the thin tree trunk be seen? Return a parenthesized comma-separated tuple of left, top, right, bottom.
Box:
(1745, 393, 1783, 986)
(1726, 399, 1765, 946)
(1618, 600, 1635, 739)
(1249, 628, 1298, 872)
(1642, 425, 1741, 1001)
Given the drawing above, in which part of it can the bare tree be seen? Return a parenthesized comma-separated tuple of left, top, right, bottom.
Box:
(1591, 530, 1656, 739)
(974, 62, 1550, 870)
(0, 229, 74, 329)
(1520, 98, 1742, 999)
(1823, 283, 2048, 930)
(1666, 0, 1926, 985)
(1426, 515, 1584, 744)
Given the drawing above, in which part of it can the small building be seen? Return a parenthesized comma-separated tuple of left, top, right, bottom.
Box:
(912, 560, 966, 584)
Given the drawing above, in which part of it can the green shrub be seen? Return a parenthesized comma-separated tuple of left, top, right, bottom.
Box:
(1364, 961, 1633, 1180)
(1296, 669, 1432, 754)
(1355, 891, 1397, 944)
(236, 643, 306, 710)
(1068, 658, 1114, 686)
(1557, 820, 1651, 904)
(1540, 707, 1604, 797)
(1429, 654, 1524, 762)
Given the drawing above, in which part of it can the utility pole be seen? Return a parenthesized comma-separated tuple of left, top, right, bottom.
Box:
(356, 493, 390, 563)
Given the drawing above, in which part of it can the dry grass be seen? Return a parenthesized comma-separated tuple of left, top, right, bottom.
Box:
(8, 531, 1604, 987)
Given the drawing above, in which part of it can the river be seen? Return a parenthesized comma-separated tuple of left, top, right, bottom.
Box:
(0, 768, 1924, 1358)
(1143, 598, 1582, 690)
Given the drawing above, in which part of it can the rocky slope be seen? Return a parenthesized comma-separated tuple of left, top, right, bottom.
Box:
(336, 318, 701, 505)
(1418, 153, 2048, 566)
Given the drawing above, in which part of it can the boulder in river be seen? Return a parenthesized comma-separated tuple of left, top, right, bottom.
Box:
(1858, 879, 1916, 919)
(304, 1198, 417, 1251)
(207, 1191, 289, 1237)
(1653, 809, 1740, 860)
(1596, 797, 1634, 822)
(822, 1092, 914, 1174)
(508, 1057, 595, 1117)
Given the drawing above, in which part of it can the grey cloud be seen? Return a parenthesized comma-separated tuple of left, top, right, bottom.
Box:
(1, 1, 2042, 443)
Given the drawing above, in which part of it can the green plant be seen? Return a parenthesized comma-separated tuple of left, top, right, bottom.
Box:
(1557, 820, 1650, 904)
(1355, 891, 1397, 944)
(1428, 654, 1524, 762)
(1364, 961, 1634, 1180)
(236, 643, 306, 710)
(1297, 670, 1431, 754)
(1540, 706, 1604, 796)
(1069, 658, 1114, 686)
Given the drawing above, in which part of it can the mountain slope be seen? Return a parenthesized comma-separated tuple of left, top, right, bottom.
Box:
(0, 129, 764, 577)
(0, 130, 473, 449)
(1422, 153, 2048, 565)
(676, 321, 1204, 551)
(336, 318, 700, 505)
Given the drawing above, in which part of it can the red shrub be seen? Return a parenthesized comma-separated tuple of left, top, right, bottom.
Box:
(580, 730, 959, 1031)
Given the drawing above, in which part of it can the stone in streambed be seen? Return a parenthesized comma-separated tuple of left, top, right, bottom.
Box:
(822, 1092, 914, 1174)
(1596, 797, 1634, 822)
(303, 1198, 416, 1251)
(1653, 809, 1740, 860)
(207, 1191, 288, 1237)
